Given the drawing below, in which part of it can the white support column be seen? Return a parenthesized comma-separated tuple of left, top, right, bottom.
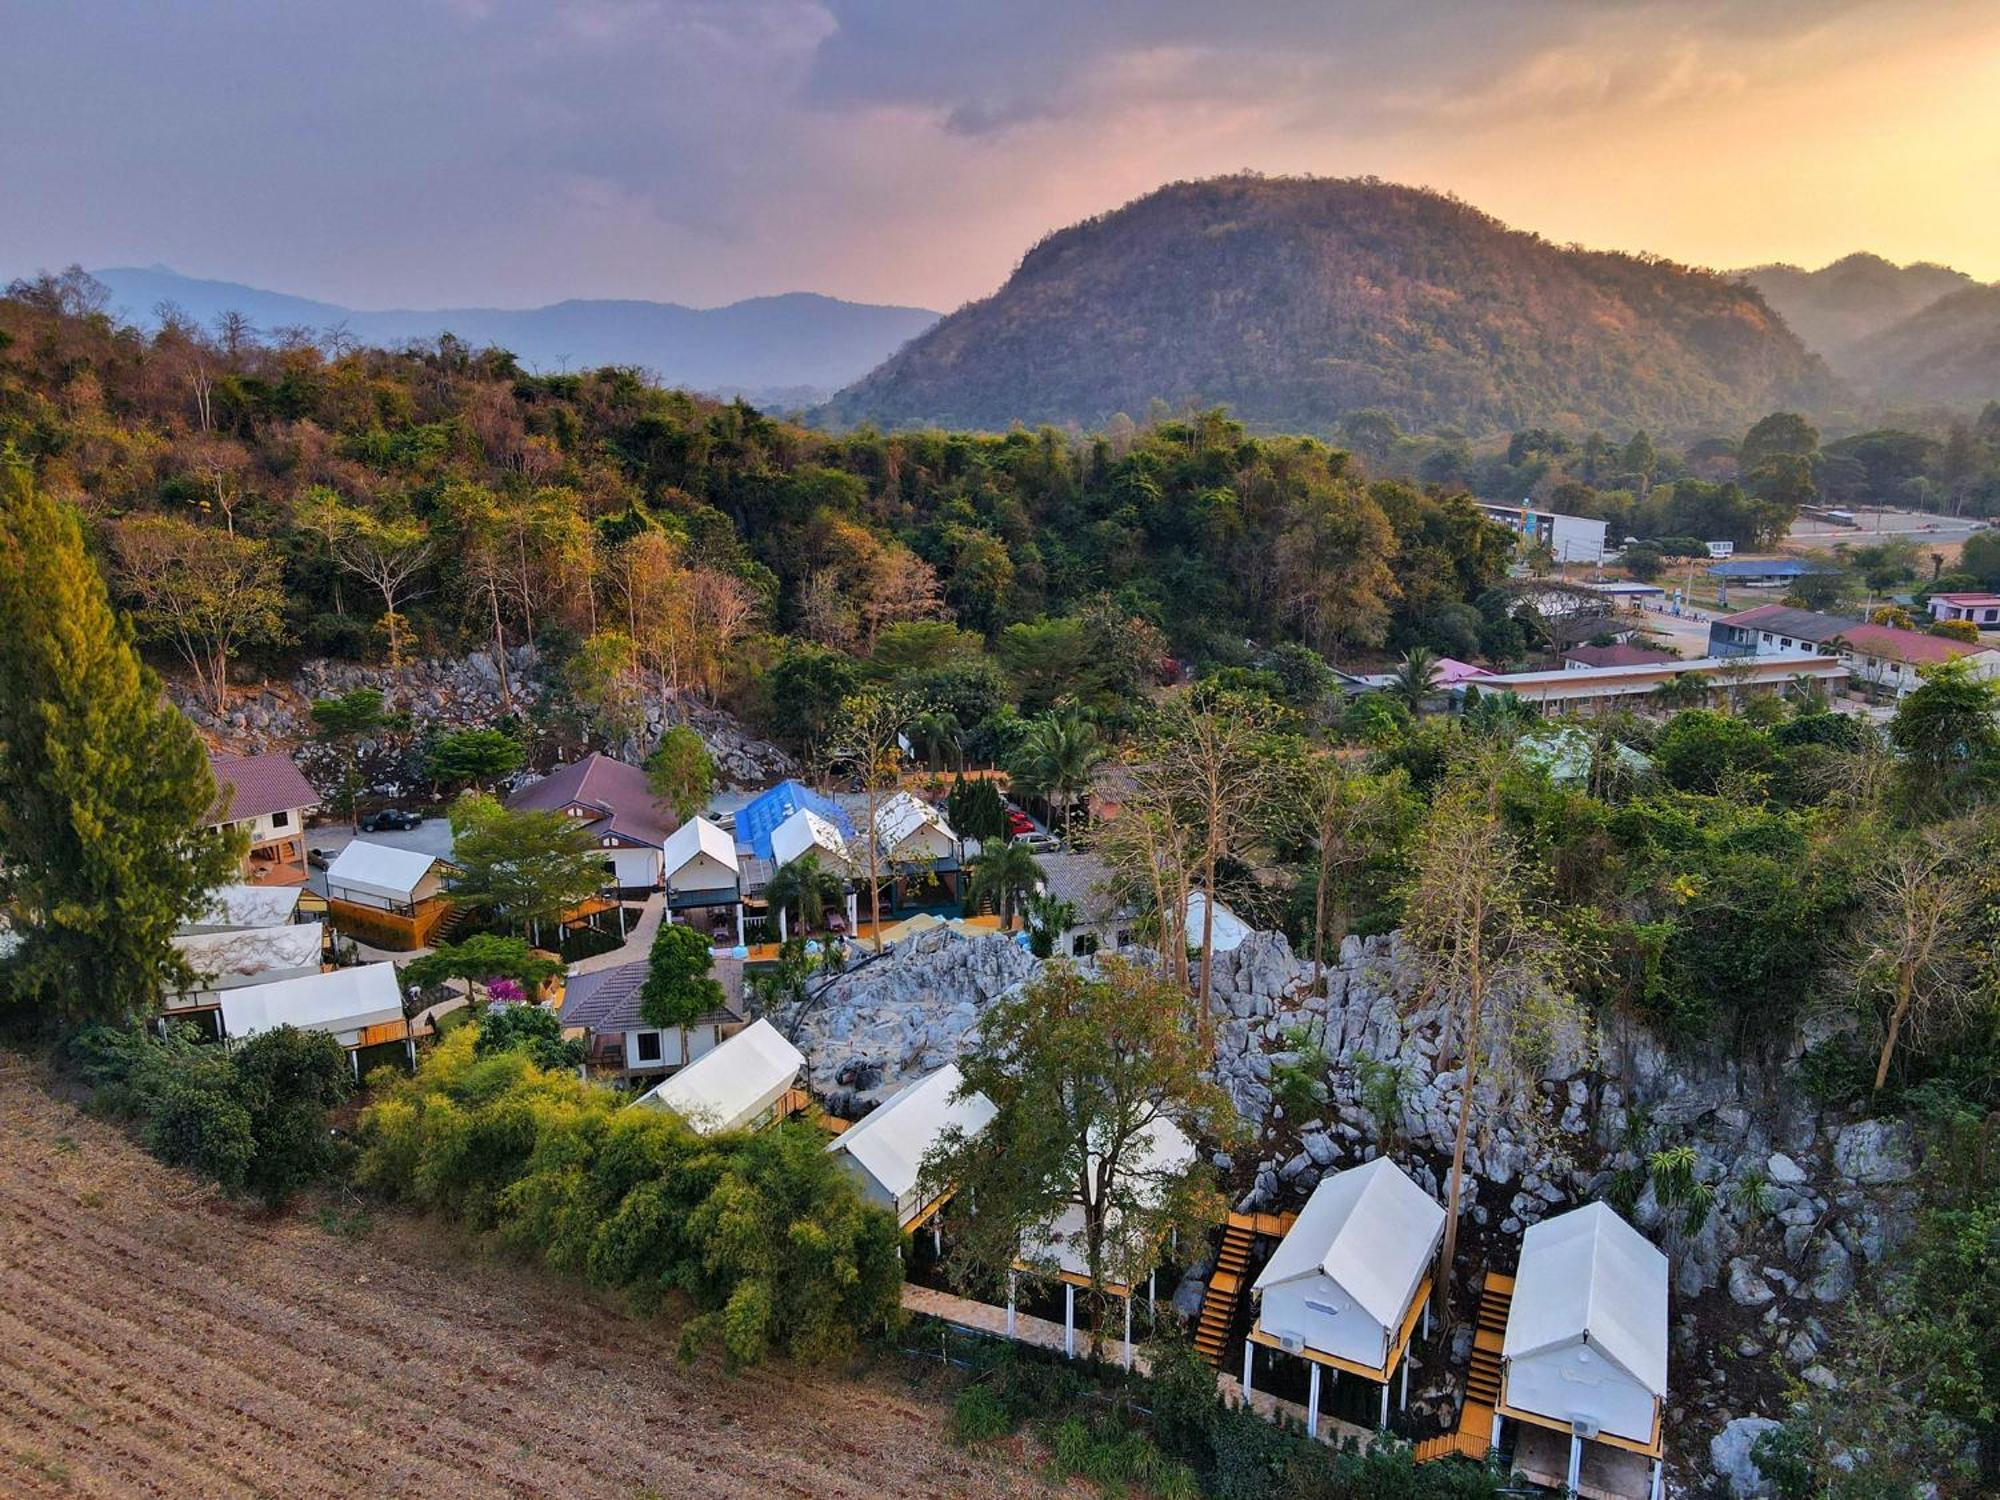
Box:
(778, 906, 787, 941)
(1566, 1432, 1583, 1498)
(1379, 1380, 1389, 1430)
(933, 1225, 943, 1258)
(1148, 1270, 1156, 1317)
(846, 890, 858, 928)
(1400, 1356, 1410, 1410)
(1422, 1302, 1431, 1341)
(349, 1049, 360, 1082)
(1006, 1272, 1017, 1338)
(1491, 1414, 1505, 1459)
(1241, 1339, 1253, 1398)
(1649, 1459, 1663, 1500)
(1064, 1283, 1076, 1359)
(735, 903, 745, 945)
(404, 1037, 416, 1070)
(1306, 1364, 1321, 1439)
(1123, 1294, 1133, 1370)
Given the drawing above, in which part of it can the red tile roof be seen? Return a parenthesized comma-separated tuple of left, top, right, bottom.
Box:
(1563, 644, 1679, 669)
(206, 752, 320, 824)
(1837, 623, 1997, 667)
(507, 752, 675, 848)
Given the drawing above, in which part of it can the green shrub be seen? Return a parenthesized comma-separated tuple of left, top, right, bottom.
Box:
(145, 1077, 256, 1190)
(952, 1384, 1015, 1445)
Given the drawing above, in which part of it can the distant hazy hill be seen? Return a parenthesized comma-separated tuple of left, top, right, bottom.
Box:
(1842, 284, 2000, 408)
(1739, 253, 1978, 367)
(825, 176, 1836, 439)
(86, 266, 940, 407)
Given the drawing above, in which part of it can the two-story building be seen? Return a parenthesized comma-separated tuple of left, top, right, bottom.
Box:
(205, 752, 320, 885)
(1926, 592, 2000, 629)
(1706, 604, 1859, 660)
(507, 752, 675, 897)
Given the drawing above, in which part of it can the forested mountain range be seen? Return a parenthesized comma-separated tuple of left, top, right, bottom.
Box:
(1840, 284, 2000, 409)
(823, 175, 1839, 440)
(1738, 253, 1979, 365)
(82, 265, 941, 408)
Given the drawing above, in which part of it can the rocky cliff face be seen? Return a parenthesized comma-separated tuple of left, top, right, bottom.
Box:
(170, 648, 797, 793)
(786, 923, 1917, 1492)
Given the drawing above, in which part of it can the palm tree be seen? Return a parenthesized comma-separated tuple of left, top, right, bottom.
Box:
(763, 852, 847, 938)
(909, 708, 963, 772)
(1022, 890, 1078, 959)
(1386, 646, 1442, 713)
(1651, 670, 1712, 713)
(1463, 685, 1537, 738)
(967, 840, 1044, 929)
(1008, 710, 1107, 834)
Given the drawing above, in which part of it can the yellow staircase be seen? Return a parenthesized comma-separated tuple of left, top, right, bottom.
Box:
(1193, 1220, 1255, 1366)
(1414, 1270, 1514, 1463)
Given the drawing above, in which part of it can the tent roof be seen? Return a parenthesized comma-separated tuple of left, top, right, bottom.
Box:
(662, 815, 739, 878)
(174, 923, 324, 984)
(217, 962, 403, 1040)
(187, 883, 302, 931)
(1504, 1202, 1669, 1399)
(735, 780, 854, 860)
(771, 807, 851, 871)
(1253, 1156, 1445, 1327)
(1186, 892, 1252, 952)
(636, 1017, 802, 1132)
(874, 790, 955, 851)
(827, 1063, 996, 1202)
(325, 840, 448, 901)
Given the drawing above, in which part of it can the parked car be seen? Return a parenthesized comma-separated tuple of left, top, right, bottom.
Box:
(361, 808, 424, 832)
(1006, 808, 1037, 836)
(1016, 832, 1062, 854)
(306, 847, 331, 870)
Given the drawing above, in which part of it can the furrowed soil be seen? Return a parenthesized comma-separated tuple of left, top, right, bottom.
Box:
(0, 1056, 1061, 1499)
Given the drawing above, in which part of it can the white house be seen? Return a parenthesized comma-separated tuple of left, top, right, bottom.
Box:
(558, 955, 742, 1078)
(1248, 1157, 1445, 1433)
(771, 806, 854, 875)
(205, 752, 320, 886)
(1476, 502, 1609, 567)
(184, 882, 304, 933)
(169, 923, 325, 1014)
(216, 961, 410, 1073)
(1831, 622, 2000, 699)
(1927, 591, 2000, 628)
(507, 752, 674, 895)
(633, 1016, 804, 1134)
(825, 1064, 996, 1230)
(1499, 1202, 1668, 1496)
(324, 841, 452, 914)
(873, 791, 964, 912)
(662, 815, 744, 942)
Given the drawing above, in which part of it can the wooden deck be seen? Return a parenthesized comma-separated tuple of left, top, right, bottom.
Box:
(900, 1283, 1147, 1371)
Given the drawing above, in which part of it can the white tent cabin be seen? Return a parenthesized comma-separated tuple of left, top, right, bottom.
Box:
(216, 961, 411, 1075)
(1498, 1202, 1669, 1500)
(183, 882, 303, 933)
(1013, 1113, 1200, 1368)
(324, 841, 451, 912)
(168, 922, 326, 1015)
(825, 1064, 996, 1231)
(661, 816, 744, 943)
(633, 1017, 805, 1135)
(766, 807, 859, 937)
(1247, 1156, 1446, 1435)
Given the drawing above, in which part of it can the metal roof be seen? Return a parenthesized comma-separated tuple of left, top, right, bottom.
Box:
(174, 923, 324, 984)
(1253, 1156, 1445, 1330)
(558, 956, 741, 1031)
(508, 753, 673, 848)
(826, 1063, 996, 1204)
(874, 790, 955, 853)
(186, 883, 302, 932)
(735, 780, 855, 860)
(1503, 1202, 1669, 1401)
(205, 752, 319, 824)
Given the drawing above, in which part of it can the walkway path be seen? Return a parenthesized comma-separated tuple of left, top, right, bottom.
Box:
(569, 893, 665, 975)
(900, 1283, 1148, 1372)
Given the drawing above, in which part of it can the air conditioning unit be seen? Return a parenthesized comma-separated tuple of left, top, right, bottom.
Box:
(1277, 1332, 1306, 1355)
(1571, 1419, 1601, 1441)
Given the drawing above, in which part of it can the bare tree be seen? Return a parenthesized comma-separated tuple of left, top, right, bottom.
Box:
(1400, 763, 1587, 1318)
(334, 519, 433, 676)
(1839, 829, 1984, 1092)
(831, 690, 918, 953)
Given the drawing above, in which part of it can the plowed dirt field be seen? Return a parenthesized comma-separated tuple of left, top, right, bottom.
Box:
(0, 1056, 1058, 1498)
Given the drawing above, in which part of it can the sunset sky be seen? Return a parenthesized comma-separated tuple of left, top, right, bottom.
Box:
(6, 0, 1998, 311)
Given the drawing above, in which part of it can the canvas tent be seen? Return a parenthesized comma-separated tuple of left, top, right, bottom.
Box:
(634, 1016, 803, 1134)
(825, 1064, 996, 1228)
(1186, 892, 1253, 953)
(1248, 1156, 1445, 1434)
(873, 791, 958, 862)
(1500, 1201, 1668, 1482)
(325, 841, 450, 911)
(185, 882, 303, 932)
(171, 923, 324, 1009)
(216, 962, 406, 1060)
(771, 806, 853, 874)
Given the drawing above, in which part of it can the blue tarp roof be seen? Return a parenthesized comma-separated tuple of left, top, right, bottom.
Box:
(734, 779, 855, 860)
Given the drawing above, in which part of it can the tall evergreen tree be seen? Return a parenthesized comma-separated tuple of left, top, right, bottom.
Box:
(0, 460, 241, 1025)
